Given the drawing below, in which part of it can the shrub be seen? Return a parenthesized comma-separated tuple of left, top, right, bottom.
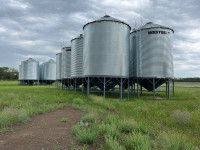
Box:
(103, 135, 125, 150)
(171, 110, 191, 124)
(90, 95, 116, 111)
(153, 132, 194, 150)
(99, 122, 120, 139)
(73, 98, 84, 105)
(72, 125, 98, 144)
(104, 114, 118, 124)
(118, 118, 139, 133)
(0, 107, 28, 128)
(81, 112, 98, 123)
(61, 117, 67, 123)
(124, 132, 151, 150)
(72, 98, 84, 110)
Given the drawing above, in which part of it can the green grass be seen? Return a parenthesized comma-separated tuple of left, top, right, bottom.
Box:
(118, 118, 139, 133)
(0, 81, 76, 132)
(123, 131, 151, 150)
(72, 125, 98, 144)
(81, 112, 98, 123)
(0, 81, 200, 149)
(61, 117, 67, 123)
(103, 135, 125, 150)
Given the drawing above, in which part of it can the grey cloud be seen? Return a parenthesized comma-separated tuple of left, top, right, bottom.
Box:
(0, 0, 199, 77)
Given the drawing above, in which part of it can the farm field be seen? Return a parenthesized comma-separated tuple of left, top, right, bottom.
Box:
(174, 82, 200, 87)
(0, 81, 200, 149)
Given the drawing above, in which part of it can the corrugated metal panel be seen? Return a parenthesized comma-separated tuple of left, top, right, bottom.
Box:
(56, 53, 62, 80)
(138, 22, 174, 33)
(43, 59, 56, 80)
(83, 15, 130, 77)
(19, 65, 22, 80)
(62, 47, 71, 78)
(21, 58, 39, 80)
(39, 63, 45, 80)
(130, 22, 174, 78)
(71, 34, 84, 77)
(21, 61, 25, 80)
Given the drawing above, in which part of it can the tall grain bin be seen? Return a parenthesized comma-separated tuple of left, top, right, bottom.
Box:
(71, 34, 84, 78)
(43, 59, 56, 81)
(62, 47, 71, 79)
(21, 58, 39, 82)
(56, 53, 62, 80)
(39, 63, 45, 80)
(83, 15, 130, 77)
(130, 22, 174, 90)
(20, 61, 25, 80)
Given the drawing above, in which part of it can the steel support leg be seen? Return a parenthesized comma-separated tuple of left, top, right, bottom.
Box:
(128, 79, 130, 99)
(172, 79, 174, 97)
(168, 78, 170, 99)
(166, 82, 168, 96)
(87, 77, 90, 96)
(75, 78, 77, 92)
(120, 78, 123, 100)
(67, 79, 69, 90)
(137, 79, 139, 97)
(104, 77, 106, 98)
(82, 78, 84, 95)
(140, 85, 142, 95)
(69, 79, 71, 90)
(153, 78, 155, 99)
(131, 81, 133, 95)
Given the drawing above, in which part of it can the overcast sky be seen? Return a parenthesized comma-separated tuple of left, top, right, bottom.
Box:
(0, 0, 199, 77)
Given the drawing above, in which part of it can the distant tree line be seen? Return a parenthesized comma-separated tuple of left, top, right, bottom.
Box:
(174, 77, 200, 82)
(0, 67, 18, 80)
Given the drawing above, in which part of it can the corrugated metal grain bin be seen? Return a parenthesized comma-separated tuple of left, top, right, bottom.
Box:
(43, 59, 56, 80)
(19, 65, 22, 80)
(130, 22, 174, 78)
(39, 63, 45, 80)
(56, 53, 62, 80)
(71, 34, 84, 77)
(83, 15, 131, 77)
(62, 47, 71, 79)
(21, 58, 39, 80)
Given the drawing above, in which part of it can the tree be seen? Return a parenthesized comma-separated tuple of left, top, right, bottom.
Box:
(0, 67, 19, 80)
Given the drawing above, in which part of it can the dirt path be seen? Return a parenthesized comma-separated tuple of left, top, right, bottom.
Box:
(0, 106, 82, 150)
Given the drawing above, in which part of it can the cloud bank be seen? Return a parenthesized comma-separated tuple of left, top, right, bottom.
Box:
(0, 0, 199, 77)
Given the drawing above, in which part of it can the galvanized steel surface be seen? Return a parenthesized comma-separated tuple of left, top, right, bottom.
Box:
(19, 65, 22, 80)
(83, 15, 130, 77)
(44, 59, 56, 80)
(21, 58, 39, 80)
(71, 34, 84, 77)
(62, 47, 71, 78)
(39, 63, 45, 80)
(130, 22, 174, 78)
(56, 53, 62, 80)
(83, 15, 131, 30)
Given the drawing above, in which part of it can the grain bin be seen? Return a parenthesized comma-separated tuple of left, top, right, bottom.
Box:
(130, 22, 174, 90)
(71, 34, 84, 78)
(21, 58, 39, 80)
(43, 59, 56, 80)
(19, 65, 22, 80)
(62, 47, 71, 79)
(56, 53, 62, 80)
(83, 15, 131, 77)
(39, 63, 45, 80)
